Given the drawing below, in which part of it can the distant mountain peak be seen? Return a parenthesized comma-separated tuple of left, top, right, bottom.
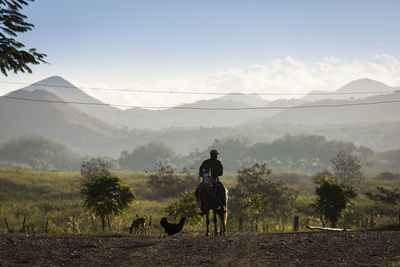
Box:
(32, 75, 75, 89)
(338, 78, 391, 93)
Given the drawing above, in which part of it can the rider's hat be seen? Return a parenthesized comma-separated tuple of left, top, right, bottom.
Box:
(210, 149, 219, 155)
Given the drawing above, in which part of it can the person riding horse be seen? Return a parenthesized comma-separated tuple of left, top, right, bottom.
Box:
(195, 149, 227, 215)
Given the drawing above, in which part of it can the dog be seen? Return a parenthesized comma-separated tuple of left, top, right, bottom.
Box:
(129, 215, 147, 234)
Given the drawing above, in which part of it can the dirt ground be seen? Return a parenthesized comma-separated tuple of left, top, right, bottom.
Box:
(1, 230, 399, 266)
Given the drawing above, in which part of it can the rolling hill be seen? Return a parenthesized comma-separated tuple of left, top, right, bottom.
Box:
(0, 89, 125, 155)
(266, 91, 400, 124)
(0, 135, 84, 171)
(301, 78, 397, 102)
(18, 76, 308, 129)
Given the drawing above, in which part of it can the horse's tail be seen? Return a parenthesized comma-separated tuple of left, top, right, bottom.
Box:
(224, 188, 228, 226)
(224, 204, 228, 226)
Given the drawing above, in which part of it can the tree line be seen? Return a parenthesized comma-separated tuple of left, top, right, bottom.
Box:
(2, 134, 400, 172)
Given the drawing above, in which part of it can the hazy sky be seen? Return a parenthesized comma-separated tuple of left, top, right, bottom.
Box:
(1, 0, 400, 107)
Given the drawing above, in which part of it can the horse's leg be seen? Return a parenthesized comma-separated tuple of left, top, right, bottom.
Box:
(205, 211, 210, 236)
(220, 211, 226, 235)
(219, 212, 223, 235)
(213, 210, 218, 236)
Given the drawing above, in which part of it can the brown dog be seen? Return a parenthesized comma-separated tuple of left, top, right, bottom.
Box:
(129, 215, 147, 234)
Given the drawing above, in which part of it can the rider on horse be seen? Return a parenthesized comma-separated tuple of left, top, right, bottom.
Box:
(195, 149, 227, 215)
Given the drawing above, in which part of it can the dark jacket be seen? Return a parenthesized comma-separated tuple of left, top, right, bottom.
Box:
(199, 158, 223, 179)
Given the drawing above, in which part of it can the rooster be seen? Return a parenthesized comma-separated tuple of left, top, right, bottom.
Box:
(160, 217, 186, 236)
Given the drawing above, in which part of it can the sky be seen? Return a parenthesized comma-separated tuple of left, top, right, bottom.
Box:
(1, 0, 400, 107)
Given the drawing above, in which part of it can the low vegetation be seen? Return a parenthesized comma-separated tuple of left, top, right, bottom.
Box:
(1, 155, 399, 234)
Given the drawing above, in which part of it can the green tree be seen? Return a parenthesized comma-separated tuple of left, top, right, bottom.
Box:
(311, 176, 357, 228)
(230, 162, 298, 228)
(81, 174, 135, 231)
(166, 191, 201, 225)
(146, 161, 197, 200)
(241, 193, 270, 232)
(331, 150, 364, 186)
(119, 142, 176, 171)
(81, 158, 113, 180)
(0, 0, 46, 76)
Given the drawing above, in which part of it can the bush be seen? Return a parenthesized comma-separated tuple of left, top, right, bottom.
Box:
(311, 176, 357, 227)
(230, 162, 298, 229)
(146, 164, 197, 200)
(166, 191, 201, 225)
(81, 174, 135, 231)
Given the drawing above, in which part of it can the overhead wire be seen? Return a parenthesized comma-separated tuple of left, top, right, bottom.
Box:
(2, 95, 400, 110)
(0, 80, 398, 96)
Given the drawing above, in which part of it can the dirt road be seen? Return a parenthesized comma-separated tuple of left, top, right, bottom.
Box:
(1, 231, 399, 266)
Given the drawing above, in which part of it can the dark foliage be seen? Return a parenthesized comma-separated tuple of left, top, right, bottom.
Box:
(311, 176, 357, 227)
(0, 0, 46, 76)
(81, 174, 135, 231)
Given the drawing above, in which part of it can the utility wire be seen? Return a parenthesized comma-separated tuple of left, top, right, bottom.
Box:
(0, 80, 398, 96)
(2, 95, 400, 110)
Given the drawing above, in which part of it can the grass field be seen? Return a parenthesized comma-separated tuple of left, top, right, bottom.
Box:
(0, 168, 399, 234)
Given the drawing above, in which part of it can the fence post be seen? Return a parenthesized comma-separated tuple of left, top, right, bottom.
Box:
(91, 214, 97, 233)
(45, 216, 49, 233)
(238, 217, 243, 232)
(293, 216, 299, 231)
(72, 213, 76, 233)
(4, 217, 11, 233)
(107, 216, 111, 232)
(21, 215, 26, 233)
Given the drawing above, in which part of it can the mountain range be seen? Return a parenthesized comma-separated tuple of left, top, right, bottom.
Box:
(1, 76, 400, 157)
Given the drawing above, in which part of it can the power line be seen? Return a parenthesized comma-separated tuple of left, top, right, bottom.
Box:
(0, 80, 398, 96)
(2, 95, 400, 110)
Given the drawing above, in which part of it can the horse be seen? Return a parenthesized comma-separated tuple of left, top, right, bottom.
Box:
(199, 181, 228, 236)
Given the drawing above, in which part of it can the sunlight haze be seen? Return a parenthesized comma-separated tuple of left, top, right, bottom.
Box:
(1, 0, 399, 107)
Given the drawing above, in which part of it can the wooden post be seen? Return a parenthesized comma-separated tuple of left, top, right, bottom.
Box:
(370, 213, 375, 228)
(398, 210, 400, 226)
(45, 216, 49, 232)
(107, 216, 111, 232)
(4, 217, 11, 233)
(21, 215, 26, 233)
(293, 216, 299, 232)
(72, 213, 76, 233)
(91, 214, 97, 232)
(238, 217, 243, 232)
